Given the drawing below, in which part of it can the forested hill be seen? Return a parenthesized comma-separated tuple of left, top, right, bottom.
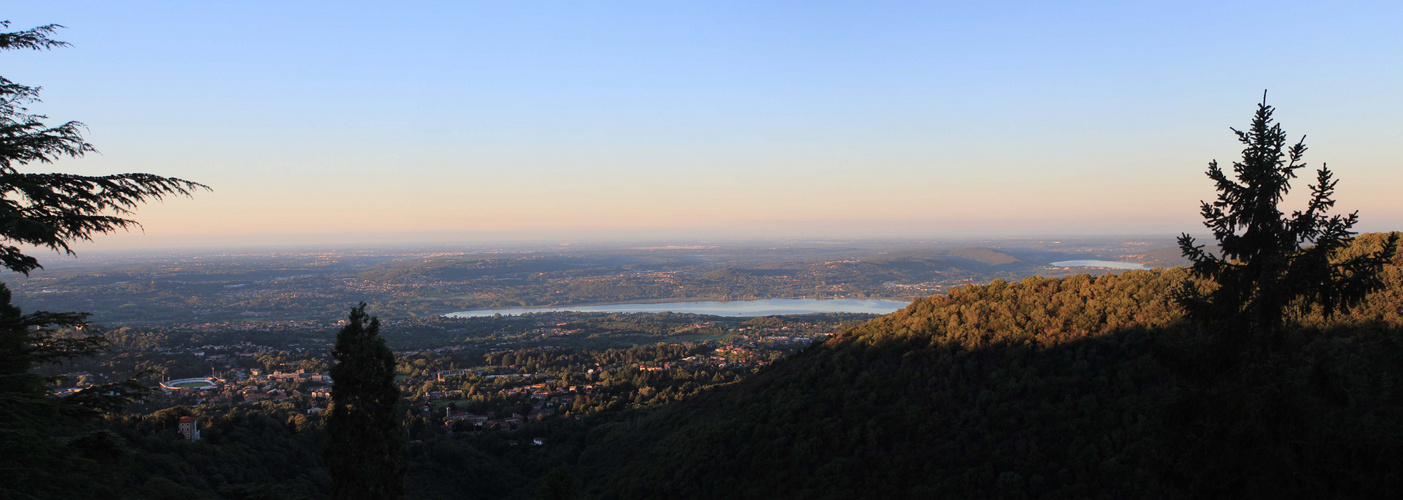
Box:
(572, 233, 1403, 499)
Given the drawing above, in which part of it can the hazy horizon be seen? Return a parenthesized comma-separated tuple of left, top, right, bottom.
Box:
(7, 2, 1401, 251)
(67, 226, 1198, 253)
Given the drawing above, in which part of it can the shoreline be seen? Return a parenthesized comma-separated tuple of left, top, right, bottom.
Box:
(443, 297, 913, 318)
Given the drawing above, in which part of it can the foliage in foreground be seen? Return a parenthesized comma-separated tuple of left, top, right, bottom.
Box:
(0, 21, 205, 500)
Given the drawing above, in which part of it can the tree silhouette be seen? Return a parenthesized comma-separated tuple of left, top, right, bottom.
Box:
(326, 303, 407, 499)
(1169, 93, 1400, 497)
(0, 19, 207, 411)
(1, 22, 207, 275)
(0, 21, 208, 498)
(1177, 93, 1397, 351)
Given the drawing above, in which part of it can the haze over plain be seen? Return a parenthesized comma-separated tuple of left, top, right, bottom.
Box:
(5, 1, 1401, 249)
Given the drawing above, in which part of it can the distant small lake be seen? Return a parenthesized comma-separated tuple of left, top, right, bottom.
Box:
(445, 298, 911, 318)
(1049, 260, 1148, 270)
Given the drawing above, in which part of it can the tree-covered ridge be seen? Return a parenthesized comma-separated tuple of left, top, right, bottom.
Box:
(575, 233, 1403, 499)
(853, 268, 1187, 347)
(1294, 232, 1403, 327)
(840, 231, 1400, 352)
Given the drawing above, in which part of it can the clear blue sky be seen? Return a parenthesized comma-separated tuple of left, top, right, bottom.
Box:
(6, 1, 1402, 248)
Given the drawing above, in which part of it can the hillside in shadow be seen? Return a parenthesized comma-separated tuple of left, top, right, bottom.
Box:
(561, 234, 1403, 499)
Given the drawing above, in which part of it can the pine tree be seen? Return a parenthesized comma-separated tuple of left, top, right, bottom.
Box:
(1168, 93, 1400, 497)
(1176, 93, 1397, 351)
(326, 303, 407, 499)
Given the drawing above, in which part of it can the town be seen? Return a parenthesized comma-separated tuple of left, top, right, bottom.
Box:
(40, 310, 859, 444)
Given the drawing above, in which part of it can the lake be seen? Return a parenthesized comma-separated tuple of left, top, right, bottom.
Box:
(1049, 260, 1148, 270)
(445, 298, 911, 318)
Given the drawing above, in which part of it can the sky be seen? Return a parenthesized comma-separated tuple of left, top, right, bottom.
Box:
(5, 1, 1402, 249)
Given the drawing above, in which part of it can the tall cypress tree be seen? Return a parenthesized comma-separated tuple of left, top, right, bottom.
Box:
(326, 303, 406, 499)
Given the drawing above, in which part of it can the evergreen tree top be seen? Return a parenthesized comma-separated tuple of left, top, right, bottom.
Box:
(1177, 93, 1398, 342)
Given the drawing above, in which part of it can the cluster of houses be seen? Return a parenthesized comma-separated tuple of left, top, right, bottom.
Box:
(714, 345, 752, 356)
(231, 370, 330, 405)
(429, 379, 591, 434)
(253, 369, 330, 384)
(145, 319, 338, 334)
(152, 368, 333, 407)
(498, 382, 580, 408)
(442, 407, 552, 434)
(393, 344, 466, 356)
(528, 326, 581, 338)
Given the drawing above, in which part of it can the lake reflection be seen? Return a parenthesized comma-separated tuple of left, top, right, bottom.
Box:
(445, 298, 911, 318)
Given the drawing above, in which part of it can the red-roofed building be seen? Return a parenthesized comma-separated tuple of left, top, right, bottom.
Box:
(178, 416, 201, 441)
